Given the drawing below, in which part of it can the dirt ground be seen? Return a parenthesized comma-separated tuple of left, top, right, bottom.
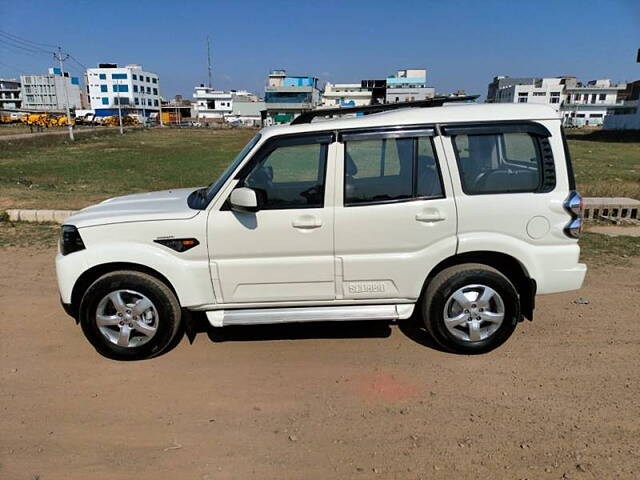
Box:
(1, 247, 639, 480)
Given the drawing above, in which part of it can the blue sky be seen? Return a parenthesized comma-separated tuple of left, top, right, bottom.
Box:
(1, 0, 639, 99)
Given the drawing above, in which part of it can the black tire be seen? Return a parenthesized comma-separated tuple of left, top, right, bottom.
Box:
(79, 270, 182, 361)
(422, 263, 520, 354)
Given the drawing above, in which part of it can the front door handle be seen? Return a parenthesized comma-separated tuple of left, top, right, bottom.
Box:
(292, 215, 322, 229)
(416, 210, 446, 223)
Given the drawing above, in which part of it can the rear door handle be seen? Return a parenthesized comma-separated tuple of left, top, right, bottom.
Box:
(292, 215, 323, 229)
(415, 210, 446, 223)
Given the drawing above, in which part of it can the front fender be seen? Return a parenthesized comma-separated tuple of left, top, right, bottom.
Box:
(56, 241, 215, 308)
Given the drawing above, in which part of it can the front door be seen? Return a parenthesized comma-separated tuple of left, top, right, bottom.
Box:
(207, 133, 336, 304)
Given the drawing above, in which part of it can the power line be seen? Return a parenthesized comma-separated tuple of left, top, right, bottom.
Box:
(0, 30, 90, 75)
(0, 30, 57, 50)
(0, 32, 53, 53)
(0, 37, 51, 56)
(68, 54, 88, 71)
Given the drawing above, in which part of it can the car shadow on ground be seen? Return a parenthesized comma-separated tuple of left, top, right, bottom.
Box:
(204, 320, 393, 342)
(180, 313, 449, 353)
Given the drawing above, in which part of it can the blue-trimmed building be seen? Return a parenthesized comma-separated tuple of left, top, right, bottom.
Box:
(86, 64, 160, 117)
(20, 67, 82, 112)
(264, 70, 322, 124)
(385, 69, 435, 103)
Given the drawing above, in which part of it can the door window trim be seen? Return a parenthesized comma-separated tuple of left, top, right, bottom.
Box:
(232, 132, 334, 210)
(446, 122, 556, 196)
(341, 130, 446, 207)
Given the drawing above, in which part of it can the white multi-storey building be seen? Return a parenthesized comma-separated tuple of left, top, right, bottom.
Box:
(86, 64, 160, 117)
(487, 76, 626, 126)
(20, 68, 82, 111)
(320, 83, 372, 108)
(492, 77, 565, 109)
(563, 78, 626, 127)
(193, 86, 264, 125)
(385, 69, 435, 103)
(193, 85, 233, 121)
(0, 78, 21, 110)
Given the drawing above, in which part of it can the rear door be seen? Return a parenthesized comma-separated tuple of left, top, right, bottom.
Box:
(439, 121, 570, 266)
(333, 127, 458, 302)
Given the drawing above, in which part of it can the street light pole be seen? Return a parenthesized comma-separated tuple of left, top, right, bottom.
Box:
(53, 46, 74, 141)
(115, 79, 124, 135)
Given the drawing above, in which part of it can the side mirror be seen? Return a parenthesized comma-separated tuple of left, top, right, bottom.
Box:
(229, 187, 259, 213)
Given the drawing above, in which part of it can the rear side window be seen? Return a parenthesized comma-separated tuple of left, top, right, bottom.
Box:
(453, 132, 544, 194)
(344, 136, 443, 205)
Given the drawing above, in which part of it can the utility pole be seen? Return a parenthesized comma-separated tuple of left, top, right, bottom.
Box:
(53, 47, 74, 141)
(207, 36, 212, 88)
(115, 80, 124, 134)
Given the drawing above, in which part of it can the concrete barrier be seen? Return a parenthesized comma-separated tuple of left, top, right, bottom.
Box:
(583, 197, 640, 222)
(5, 209, 77, 224)
(3, 197, 638, 226)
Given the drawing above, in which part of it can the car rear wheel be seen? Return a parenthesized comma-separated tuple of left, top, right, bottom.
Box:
(422, 264, 520, 354)
(79, 271, 182, 361)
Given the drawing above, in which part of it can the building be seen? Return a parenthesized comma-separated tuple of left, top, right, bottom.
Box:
(563, 78, 626, 127)
(264, 70, 322, 124)
(193, 85, 233, 121)
(160, 95, 197, 124)
(193, 87, 264, 125)
(490, 77, 566, 109)
(486, 76, 536, 103)
(320, 82, 372, 108)
(227, 98, 266, 127)
(487, 75, 626, 126)
(86, 64, 160, 117)
(360, 79, 387, 104)
(385, 69, 435, 103)
(0, 78, 21, 110)
(603, 80, 640, 130)
(20, 68, 81, 112)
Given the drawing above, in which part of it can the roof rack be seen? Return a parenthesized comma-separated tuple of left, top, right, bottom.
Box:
(290, 95, 479, 125)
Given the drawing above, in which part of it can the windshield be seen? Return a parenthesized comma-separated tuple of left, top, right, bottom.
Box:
(205, 133, 261, 202)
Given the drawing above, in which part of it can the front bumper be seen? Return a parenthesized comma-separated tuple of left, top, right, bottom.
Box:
(60, 296, 77, 320)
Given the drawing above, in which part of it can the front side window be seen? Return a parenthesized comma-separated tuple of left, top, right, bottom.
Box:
(344, 136, 443, 206)
(243, 142, 327, 209)
(453, 132, 543, 194)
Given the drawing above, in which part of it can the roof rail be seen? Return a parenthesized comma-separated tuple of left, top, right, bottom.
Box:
(290, 95, 479, 125)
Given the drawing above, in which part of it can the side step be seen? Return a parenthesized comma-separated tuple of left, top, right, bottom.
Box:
(205, 304, 415, 327)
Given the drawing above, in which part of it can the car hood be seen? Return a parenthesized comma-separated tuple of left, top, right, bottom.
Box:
(66, 188, 202, 228)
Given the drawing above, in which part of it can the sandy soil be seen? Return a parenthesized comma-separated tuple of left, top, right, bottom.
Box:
(1, 248, 639, 480)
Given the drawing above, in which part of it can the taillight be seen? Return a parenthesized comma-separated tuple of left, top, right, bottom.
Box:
(563, 191, 583, 239)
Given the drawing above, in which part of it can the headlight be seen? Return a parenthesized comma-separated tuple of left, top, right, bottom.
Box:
(60, 225, 86, 255)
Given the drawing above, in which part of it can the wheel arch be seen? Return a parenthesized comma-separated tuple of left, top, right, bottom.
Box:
(424, 251, 536, 321)
(69, 262, 179, 321)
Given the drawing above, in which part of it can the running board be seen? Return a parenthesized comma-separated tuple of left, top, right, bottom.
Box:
(205, 304, 415, 327)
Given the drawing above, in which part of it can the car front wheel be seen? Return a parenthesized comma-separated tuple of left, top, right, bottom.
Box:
(79, 271, 182, 361)
(422, 263, 520, 354)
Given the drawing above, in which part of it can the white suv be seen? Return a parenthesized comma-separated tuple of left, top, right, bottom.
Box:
(56, 101, 586, 360)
